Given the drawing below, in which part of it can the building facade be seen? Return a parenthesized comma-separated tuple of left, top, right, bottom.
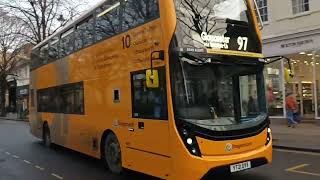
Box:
(6, 45, 31, 118)
(260, 0, 320, 119)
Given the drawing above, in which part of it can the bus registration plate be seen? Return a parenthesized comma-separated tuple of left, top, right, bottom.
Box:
(230, 161, 251, 173)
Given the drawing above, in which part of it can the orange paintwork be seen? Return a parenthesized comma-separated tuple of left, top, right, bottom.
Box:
(29, 0, 271, 179)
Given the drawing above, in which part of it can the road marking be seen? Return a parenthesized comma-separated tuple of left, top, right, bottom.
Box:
(286, 164, 320, 177)
(286, 164, 309, 171)
(274, 149, 320, 156)
(12, 155, 19, 159)
(23, 160, 32, 164)
(51, 173, 64, 180)
(290, 170, 320, 177)
(0, 147, 64, 179)
(35, 165, 45, 171)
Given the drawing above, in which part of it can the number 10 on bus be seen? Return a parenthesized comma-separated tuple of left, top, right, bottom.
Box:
(122, 35, 131, 49)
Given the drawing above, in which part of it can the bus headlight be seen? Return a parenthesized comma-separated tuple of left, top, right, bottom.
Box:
(187, 138, 193, 145)
(265, 127, 271, 145)
(178, 127, 201, 157)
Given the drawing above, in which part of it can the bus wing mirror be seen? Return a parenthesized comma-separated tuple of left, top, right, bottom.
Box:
(150, 50, 164, 73)
(151, 50, 165, 61)
(146, 69, 159, 88)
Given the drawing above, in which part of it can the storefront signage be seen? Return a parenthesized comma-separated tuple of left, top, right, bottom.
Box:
(280, 39, 313, 48)
(19, 89, 28, 95)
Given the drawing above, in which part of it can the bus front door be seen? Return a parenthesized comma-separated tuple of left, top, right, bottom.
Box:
(126, 68, 170, 178)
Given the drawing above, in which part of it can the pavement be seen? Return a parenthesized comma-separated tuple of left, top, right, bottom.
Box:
(270, 118, 320, 153)
(0, 113, 28, 122)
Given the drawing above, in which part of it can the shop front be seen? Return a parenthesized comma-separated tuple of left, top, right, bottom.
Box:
(7, 80, 17, 113)
(16, 85, 29, 119)
(263, 29, 320, 119)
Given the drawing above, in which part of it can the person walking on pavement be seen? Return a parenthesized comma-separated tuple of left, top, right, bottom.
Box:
(286, 92, 298, 128)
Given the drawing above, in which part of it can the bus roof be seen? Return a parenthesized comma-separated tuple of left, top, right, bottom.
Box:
(33, 0, 106, 50)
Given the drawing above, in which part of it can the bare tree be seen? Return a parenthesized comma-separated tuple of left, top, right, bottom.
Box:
(175, 0, 229, 48)
(0, 0, 90, 45)
(0, 11, 28, 116)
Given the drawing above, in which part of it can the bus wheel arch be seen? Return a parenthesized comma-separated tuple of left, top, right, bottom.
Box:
(42, 121, 51, 148)
(100, 130, 123, 174)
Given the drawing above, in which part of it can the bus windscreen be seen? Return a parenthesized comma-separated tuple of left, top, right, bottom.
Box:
(174, 0, 261, 53)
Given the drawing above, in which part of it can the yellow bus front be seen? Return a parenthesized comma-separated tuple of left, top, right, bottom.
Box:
(162, 0, 272, 179)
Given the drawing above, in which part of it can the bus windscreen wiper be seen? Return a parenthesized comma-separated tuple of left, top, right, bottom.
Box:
(226, 18, 249, 27)
(179, 52, 207, 65)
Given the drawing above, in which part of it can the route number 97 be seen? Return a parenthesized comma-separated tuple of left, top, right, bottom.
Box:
(237, 37, 248, 51)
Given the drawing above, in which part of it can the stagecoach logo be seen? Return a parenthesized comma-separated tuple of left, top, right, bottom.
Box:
(225, 142, 253, 152)
(225, 143, 233, 152)
(201, 32, 230, 49)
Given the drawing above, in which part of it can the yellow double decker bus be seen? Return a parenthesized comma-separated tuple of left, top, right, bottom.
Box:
(29, 0, 272, 179)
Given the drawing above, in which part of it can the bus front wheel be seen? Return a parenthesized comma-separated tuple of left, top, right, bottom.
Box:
(43, 124, 51, 148)
(104, 133, 122, 174)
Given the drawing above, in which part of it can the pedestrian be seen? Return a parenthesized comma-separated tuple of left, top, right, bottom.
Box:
(285, 92, 298, 128)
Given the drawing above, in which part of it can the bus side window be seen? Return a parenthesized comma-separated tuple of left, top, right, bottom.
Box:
(31, 48, 40, 69)
(30, 89, 35, 107)
(75, 16, 94, 50)
(39, 44, 49, 65)
(95, 0, 120, 41)
(131, 67, 168, 120)
(48, 36, 59, 61)
(59, 28, 74, 58)
(37, 89, 50, 112)
(37, 82, 84, 115)
(74, 83, 84, 114)
(122, 0, 160, 31)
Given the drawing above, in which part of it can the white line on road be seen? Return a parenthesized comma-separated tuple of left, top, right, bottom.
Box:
(35, 165, 45, 171)
(23, 160, 32, 164)
(290, 170, 320, 177)
(1, 147, 64, 179)
(12, 155, 19, 159)
(274, 149, 320, 156)
(51, 173, 64, 180)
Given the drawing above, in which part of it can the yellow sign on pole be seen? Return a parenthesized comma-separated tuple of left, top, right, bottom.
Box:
(284, 68, 293, 83)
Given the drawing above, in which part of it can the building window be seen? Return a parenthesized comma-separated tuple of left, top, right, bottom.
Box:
(292, 0, 309, 14)
(257, 0, 268, 22)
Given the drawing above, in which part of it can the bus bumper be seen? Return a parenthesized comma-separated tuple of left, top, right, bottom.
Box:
(171, 141, 272, 180)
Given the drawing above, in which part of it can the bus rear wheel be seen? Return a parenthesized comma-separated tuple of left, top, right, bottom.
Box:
(104, 133, 122, 174)
(43, 124, 51, 148)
